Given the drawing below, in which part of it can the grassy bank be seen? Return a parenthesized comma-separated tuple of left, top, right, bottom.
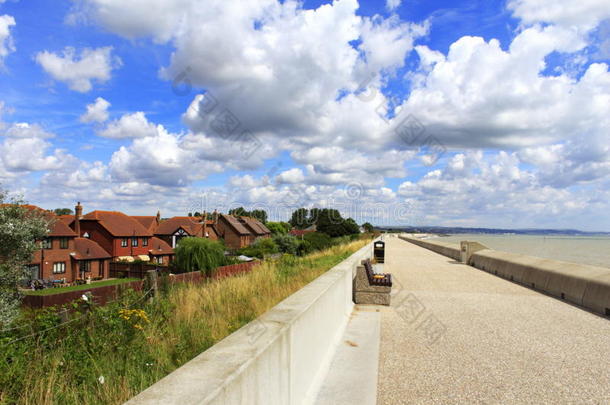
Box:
(0, 238, 369, 405)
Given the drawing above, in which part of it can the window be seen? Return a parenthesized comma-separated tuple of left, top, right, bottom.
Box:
(121, 238, 128, 247)
(132, 237, 138, 247)
(59, 237, 68, 249)
(157, 256, 163, 264)
(53, 262, 66, 274)
(79, 260, 91, 273)
(142, 237, 148, 247)
(42, 238, 52, 249)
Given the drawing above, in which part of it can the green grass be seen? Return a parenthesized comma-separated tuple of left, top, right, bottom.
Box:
(22, 278, 140, 296)
(0, 239, 370, 405)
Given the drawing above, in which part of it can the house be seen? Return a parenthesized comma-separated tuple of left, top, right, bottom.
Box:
(66, 203, 174, 264)
(14, 205, 112, 282)
(154, 214, 219, 248)
(289, 224, 317, 238)
(148, 237, 174, 265)
(238, 216, 271, 239)
(132, 211, 161, 234)
(214, 213, 270, 250)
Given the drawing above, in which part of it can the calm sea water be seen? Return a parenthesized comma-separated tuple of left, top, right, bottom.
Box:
(435, 234, 610, 269)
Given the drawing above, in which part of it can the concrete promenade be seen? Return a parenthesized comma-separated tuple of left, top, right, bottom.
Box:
(377, 237, 610, 404)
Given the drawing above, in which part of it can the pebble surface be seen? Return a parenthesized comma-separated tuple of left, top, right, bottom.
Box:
(377, 237, 610, 405)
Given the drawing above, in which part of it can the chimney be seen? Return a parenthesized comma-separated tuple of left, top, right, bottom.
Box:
(75, 202, 83, 236)
(202, 211, 207, 237)
(213, 209, 218, 225)
(156, 210, 161, 224)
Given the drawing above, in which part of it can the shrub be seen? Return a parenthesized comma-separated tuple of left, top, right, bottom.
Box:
(238, 237, 278, 259)
(272, 234, 299, 255)
(303, 232, 332, 252)
(174, 237, 226, 276)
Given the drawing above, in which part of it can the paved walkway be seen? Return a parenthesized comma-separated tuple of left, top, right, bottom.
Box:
(378, 237, 610, 404)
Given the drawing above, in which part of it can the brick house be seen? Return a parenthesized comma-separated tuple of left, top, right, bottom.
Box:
(22, 206, 111, 282)
(214, 213, 270, 250)
(154, 214, 219, 248)
(132, 212, 161, 234)
(66, 203, 174, 264)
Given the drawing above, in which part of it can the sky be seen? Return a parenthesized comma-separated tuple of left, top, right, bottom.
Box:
(0, 0, 609, 230)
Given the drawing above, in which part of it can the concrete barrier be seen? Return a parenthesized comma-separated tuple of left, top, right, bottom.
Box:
(398, 235, 461, 261)
(469, 249, 610, 315)
(125, 241, 374, 405)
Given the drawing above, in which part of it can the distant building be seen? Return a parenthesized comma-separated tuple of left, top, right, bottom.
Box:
(289, 224, 317, 238)
(16, 205, 112, 282)
(154, 214, 219, 248)
(64, 203, 174, 264)
(215, 213, 270, 249)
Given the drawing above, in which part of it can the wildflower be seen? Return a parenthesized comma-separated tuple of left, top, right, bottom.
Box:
(81, 294, 89, 302)
(98, 375, 105, 385)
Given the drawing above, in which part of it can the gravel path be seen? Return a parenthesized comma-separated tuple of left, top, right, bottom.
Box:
(377, 236, 610, 404)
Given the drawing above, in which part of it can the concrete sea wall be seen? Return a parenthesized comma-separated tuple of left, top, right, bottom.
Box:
(125, 241, 374, 405)
(398, 235, 461, 261)
(399, 234, 610, 316)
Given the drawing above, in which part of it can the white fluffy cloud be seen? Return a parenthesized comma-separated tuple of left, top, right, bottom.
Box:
(35, 46, 120, 92)
(80, 97, 111, 123)
(386, 0, 401, 12)
(0, 123, 77, 174)
(507, 0, 610, 33)
(97, 112, 158, 138)
(0, 14, 15, 65)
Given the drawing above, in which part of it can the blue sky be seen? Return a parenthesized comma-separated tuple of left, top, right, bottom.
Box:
(0, 0, 609, 230)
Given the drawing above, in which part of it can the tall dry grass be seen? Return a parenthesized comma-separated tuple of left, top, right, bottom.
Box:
(1, 238, 370, 405)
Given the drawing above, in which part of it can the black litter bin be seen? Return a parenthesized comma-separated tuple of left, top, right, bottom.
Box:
(374, 241, 385, 263)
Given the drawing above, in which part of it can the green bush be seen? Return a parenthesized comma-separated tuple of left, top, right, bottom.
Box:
(174, 237, 227, 276)
(303, 232, 333, 252)
(272, 234, 299, 255)
(238, 237, 278, 259)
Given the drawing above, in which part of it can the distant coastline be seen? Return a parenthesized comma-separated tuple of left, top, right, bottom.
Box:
(377, 226, 610, 236)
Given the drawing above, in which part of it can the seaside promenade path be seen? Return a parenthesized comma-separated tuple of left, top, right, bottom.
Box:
(377, 236, 610, 404)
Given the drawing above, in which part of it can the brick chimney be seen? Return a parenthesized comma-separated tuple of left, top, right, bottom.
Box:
(156, 210, 161, 224)
(75, 202, 83, 236)
(213, 209, 219, 225)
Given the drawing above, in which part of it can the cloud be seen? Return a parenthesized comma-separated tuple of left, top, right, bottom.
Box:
(0, 14, 15, 65)
(80, 97, 111, 123)
(97, 111, 158, 138)
(507, 0, 610, 33)
(386, 0, 401, 12)
(35, 46, 121, 92)
(275, 168, 305, 184)
(0, 122, 77, 174)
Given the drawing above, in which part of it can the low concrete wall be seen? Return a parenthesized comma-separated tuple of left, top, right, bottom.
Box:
(125, 241, 374, 405)
(398, 235, 461, 261)
(471, 249, 610, 315)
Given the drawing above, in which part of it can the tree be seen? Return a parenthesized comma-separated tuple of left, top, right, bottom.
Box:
(228, 207, 248, 217)
(250, 209, 267, 224)
(238, 237, 278, 259)
(267, 221, 291, 235)
(362, 222, 374, 233)
(53, 208, 73, 216)
(174, 237, 226, 277)
(289, 208, 310, 229)
(303, 232, 333, 251)
(0, 192, 50, 326)
(273, 234, 299, 255)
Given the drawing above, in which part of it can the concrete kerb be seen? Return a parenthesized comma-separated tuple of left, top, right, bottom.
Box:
(582, 273, 610, 315)
(125, 240, 375, 405)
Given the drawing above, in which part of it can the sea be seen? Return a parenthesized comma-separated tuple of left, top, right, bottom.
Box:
(434, 234, 610, 269)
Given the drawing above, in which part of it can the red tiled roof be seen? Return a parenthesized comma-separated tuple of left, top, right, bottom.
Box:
(148, 237, 174, 255)
(57, 215, 74, 224)
(73, 237, 111, 260)
(81, 210, 152, 237)
(132, 216, 159, 233)
(156, 216, 203, 236)
(239, 216, 271, 235)
(220, 214, 251, 235)
(0, 204, 76, 237)
(289, 229, 315, 237)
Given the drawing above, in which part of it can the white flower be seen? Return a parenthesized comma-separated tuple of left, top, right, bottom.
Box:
(81, 294, 89, 301)
(98, 375, 105, 384)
